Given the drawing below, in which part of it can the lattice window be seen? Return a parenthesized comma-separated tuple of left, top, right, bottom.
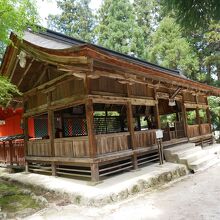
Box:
(34, 117, 48, 138)
(94, 116, 122, 134)
(63, 117, 87, 137)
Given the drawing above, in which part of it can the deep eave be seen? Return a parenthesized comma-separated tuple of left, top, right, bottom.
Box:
(1, 28, 220, 97)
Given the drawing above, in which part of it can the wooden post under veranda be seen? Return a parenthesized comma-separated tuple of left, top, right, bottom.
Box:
(23, 116, 29, 172)
(47, 91, 56, 176)
(127, 101, 138, 169)
(85, 99, 99, 182)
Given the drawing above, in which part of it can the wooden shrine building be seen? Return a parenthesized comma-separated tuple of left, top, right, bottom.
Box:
(1, 28, 220, 182)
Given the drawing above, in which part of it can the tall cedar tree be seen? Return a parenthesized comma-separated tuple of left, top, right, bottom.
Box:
(147, 17, 199, 79)
(161, 0, 220, 29)
(47, 0, 95, 42)
(203, 21, 220, 84)
(96, 0, 144, 57)
(133, 0, 161, 58)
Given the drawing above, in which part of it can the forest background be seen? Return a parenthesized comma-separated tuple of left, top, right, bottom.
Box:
(0, 0, 219, 130)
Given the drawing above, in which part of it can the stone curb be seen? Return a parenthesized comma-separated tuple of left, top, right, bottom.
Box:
(0, 164, 188, 207)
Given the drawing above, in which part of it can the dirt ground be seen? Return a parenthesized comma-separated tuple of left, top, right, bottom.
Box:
(26, 162, 220, 220)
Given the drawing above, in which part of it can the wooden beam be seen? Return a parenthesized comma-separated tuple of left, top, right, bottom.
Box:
(9, 58, 19, 81)
(90, 49, 218, 95)
(184, 103, 208, 109)
(24, 96, 87, 117)
(21, 44, 89, 66)
(170, 87, 182, 99)
(24, 73, 73, 95)
(89, 94, 157, 106)
(94, 69, 148, 85)
(17, 58, 34, 87)
(24, 104, 48, 117)
(25, 155, 94, 163)
(33, 65, 48, 88)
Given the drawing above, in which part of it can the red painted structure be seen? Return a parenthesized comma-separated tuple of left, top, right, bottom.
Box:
(0, 108, 23, 136)
(0, 108, 26, 166)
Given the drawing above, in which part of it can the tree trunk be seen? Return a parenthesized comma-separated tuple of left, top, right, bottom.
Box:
(217, 64, 220, 81)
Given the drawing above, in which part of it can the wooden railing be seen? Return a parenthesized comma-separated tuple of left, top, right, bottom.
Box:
(134, 130, 157, 148)
(0, 141, 6, 163)
(162, 121, 185, 142)
(28, 139, 51, 156)
(12, 139, 25, 165)
(200, 123, 211, 135)
(0, 140, 25, 165)
(96, 132, 130, 155)
(54, 136, 89, 157)
(187, 123, 211, 138)
(187, 125, 200, 138)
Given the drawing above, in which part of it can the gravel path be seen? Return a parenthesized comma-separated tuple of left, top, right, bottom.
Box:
(26, 162, 220, 220)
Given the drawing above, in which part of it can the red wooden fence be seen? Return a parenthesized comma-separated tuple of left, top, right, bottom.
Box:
(0, 139, 25, 166)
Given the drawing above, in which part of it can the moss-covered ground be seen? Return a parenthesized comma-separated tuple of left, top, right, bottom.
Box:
(0, 180, 41, 218)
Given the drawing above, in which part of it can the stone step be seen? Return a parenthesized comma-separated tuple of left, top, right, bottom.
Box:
(179, 150, 206, 165)
(164, 143, 198, 163)
(188, 154, 218, 172)
(164, 143, 195, 156)
(174, 146, 202, 158)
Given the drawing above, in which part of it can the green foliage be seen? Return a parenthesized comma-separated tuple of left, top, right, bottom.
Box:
(208, 96, 220, 130)
(133, 0, 161, 59)
(161, 0, 220, 29)
(0, 76, 21, 106)
(0, 0, 39, 106)
(47, 0, 95, 42)
(182, 21, 220, 85)
(0, 0, 39, 44)
(96, 0, 144, 57)
(147, 17, 199, 79)
(186, 110, 197, 125)
(160, 113, 176, 128)
(0, 41, 6, 63)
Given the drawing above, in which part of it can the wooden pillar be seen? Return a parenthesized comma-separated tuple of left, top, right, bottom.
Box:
(91, 163, 99, 182)
(167, 122, 171, 140)
(196, 107, 202, 133)
(47, 92, 56, 176)
(195, 95, 202, 136)
(127, 102, 138, 169)
(154, 88, 161, 129)
(205, 97, 212, 134)
(137, 115, 141, 131)
(48, 110, 55, 156)
(86, 99, 97, 158)
(181, 94, 189, 140)
(48, 110, 56, 175)
(86, 99, 99, 182)
(23, 117, 29, 172)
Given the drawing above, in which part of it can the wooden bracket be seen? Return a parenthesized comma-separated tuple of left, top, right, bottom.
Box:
(170, 87, 182, 99)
